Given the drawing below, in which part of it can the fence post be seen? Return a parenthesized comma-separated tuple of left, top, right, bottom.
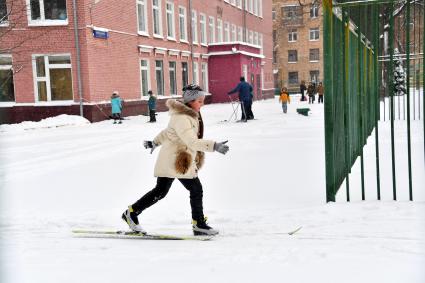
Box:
(324, 0, 336, 202)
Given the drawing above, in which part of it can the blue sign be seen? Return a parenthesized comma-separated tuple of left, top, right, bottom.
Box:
(93, 30, 109, 39)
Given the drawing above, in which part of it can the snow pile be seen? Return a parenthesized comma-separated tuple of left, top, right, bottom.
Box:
(0, 114, 90, 132)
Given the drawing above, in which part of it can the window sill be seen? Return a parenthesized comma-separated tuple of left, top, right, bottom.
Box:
(288, 62, 298, 64)
(309, 39, 319, 42)
(153, 34, 164, 39)
(28, 20, 69, 27)
(288, 40, 297, 43)
(138, 31, 150, 37)
(34, 100, 75, 106)
(309, 60, 319, 63)
(200, 43, 208, 47)
(167, 37, 177, 41)
(180, 39, 189, 44)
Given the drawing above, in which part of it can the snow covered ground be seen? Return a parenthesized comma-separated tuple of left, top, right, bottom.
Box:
(0, 96, 424, 283)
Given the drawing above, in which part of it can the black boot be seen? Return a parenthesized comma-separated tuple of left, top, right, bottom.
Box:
(192, 217, 219, 236)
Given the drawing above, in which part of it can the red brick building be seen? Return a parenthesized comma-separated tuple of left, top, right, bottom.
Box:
(0, 0, 273, 123)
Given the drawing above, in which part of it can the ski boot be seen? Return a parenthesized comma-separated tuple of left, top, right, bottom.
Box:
(121, 206, 146, 234)
(192, 217, 219, 236)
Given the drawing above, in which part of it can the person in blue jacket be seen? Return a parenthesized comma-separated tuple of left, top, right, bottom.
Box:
(228, 77, 254, 122)
(111, 91, 123, 124)
(147, 90, 157, 122)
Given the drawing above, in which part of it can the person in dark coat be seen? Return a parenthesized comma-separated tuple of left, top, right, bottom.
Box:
(300, 81, 307, 102)
(228, 77, 254, 122)
(148, 90, 157, 122)
(307, 82, 315, 104)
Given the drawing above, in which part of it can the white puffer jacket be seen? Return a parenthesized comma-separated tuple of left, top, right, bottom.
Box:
(153, 99, 215, 179)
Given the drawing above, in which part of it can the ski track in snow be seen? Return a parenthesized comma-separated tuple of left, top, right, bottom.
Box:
(0, 96, 424, 283)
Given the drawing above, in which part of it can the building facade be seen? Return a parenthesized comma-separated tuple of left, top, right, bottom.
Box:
(272, 0, 323, 93)
(0, 0, 273, 123)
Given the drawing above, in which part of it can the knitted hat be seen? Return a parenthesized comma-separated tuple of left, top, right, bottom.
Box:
(182, 84, 207, 103)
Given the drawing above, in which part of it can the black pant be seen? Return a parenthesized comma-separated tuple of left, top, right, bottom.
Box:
(112, 113, 121, 121)
(241, 100, 254, 121)
(131, 177, 204, 221)
(149, 109, 156, 122)
(318, 95, 323, 103)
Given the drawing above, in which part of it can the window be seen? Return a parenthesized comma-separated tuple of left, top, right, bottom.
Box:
(191, 10, 198, 44)
(169, 61, 177, 95)
(199, 13, 207, 45)
(230, 0, 235, 5)
(137, 0, 148, 34)
(182, 62, 189, 88)
(282, 6, 301, 20)
(253, 0, 258, 15)
(288, 28, 297, 42)
(236, 0, 242, 9)
(0, 55, 14, 102)
(152, 0, 162, 36)
(272, 8, 276, 20)
(1, 0, 8, 25)
(249, 30, 253, 44)
(309, 48, 320, 61)
(208, 16, 215, 43)
(155, 60, 164, 96)
(166, 2, 175, 39)
(288, 72, 298, 84)
(258, 33, 263, 54)
(237, 26, 242, 41)
(273, 51, 278, 64)
(310, 27, 319, 40)
(273, 30, 277, 44)
(257, 0, 263, 17)
(242, 64, 247, 80)
(29, 0, 67, 23)
(254, 32, 258, 46)
(248, 0, 253, 13)
(224, 21, 229, 42)
(178, 6, 187, 41)
(193, 62, 199, 85)
(310, 5, 319, 18)
(217, 18, 223, 42)
(140, 59, 150, 96)
(288, 50, 297, 62)
(231, 24, 236, 41)
(201, 62, 208, 91)
(33, 54, 73, 101)
(310, 70, 320, 83)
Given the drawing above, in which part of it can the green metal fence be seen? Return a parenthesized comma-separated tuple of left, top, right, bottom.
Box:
(324, 0, 424, 202)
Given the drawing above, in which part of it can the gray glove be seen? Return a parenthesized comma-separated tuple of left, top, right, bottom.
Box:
(143, 140, 157, 154)
(214, 140, 229, 155)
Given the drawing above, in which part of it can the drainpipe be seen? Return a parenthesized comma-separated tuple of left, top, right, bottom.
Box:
(188, 0, 195, 84)
(72, 0, 84, 116)
(242, 0, 247, 42)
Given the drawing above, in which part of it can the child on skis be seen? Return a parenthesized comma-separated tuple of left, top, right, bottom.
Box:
(110, 91, 123, 124)
(279, 87, 290, 113)
(148, 90, 157, 122)
(122, 84, 230, 236)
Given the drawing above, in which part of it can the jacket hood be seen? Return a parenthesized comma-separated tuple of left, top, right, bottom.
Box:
(166, 99, 198, 119)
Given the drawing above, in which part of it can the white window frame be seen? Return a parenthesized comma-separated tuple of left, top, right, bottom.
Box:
(288, 28, 297, 42)
(236, 0, 242, 9)
(0, 55, 14, 102)
(0, 1, 9, 26)
(224, 21, 230, 42)
(155, 60, 164, 96)
(217, 18, 223, 43)
(199, 13, 207, 45)
(310, 5, 319, 18)
(140, 59, 151, 97)
(253, 0, 258, 15)
(193, 62, 199, 85)
(242, 64, 248, 80)
(169, 61, 177, 95)
(32, 54, 73, 102)
(254, 31, 258, 46)
(137, 0, 148, 35)
(237, 26, 242, 42)
(178, 6, 187, 42)
(208, 16, 215, 44)
(201, 62, 208, 92)
(249, 30, 253, 44)
(166, 2, 175, 40)
(249, 0, 253, 13)
(152, 0, 163, 38)
(231, 24, 236, 42)
(258, 0, 263, 17)
(309, 27, 320, 41)
(259, 33, 263, 54)
(191, 10, 198, 44)
(26, 0, 68, 26)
